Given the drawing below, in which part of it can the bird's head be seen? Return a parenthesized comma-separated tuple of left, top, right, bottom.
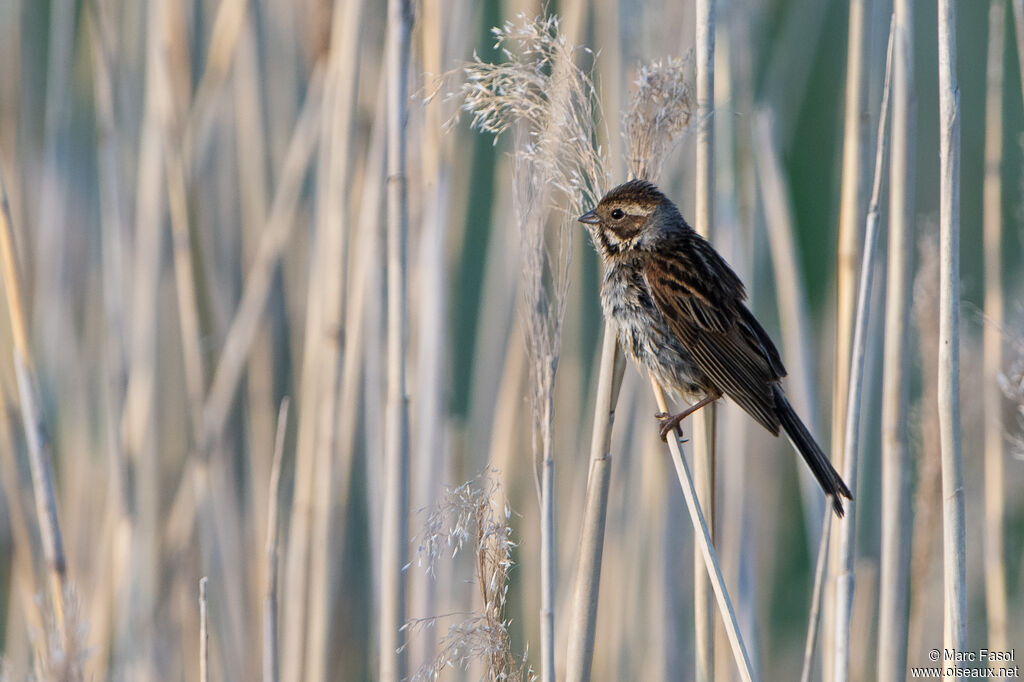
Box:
(578, 179, 681, 257)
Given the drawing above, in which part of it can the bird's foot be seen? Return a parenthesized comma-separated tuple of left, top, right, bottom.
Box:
(655, 411, 687, 442)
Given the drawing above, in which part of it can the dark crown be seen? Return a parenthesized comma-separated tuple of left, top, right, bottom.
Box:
(599, 178, 665, 207)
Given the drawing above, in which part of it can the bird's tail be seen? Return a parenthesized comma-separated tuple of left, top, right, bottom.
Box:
(774, 387, 853, 517)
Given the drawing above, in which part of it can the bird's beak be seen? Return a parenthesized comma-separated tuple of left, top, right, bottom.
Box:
(578, 209, 600, 225)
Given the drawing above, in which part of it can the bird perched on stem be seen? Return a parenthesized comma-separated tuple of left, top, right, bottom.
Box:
(579, 179, 853, 517)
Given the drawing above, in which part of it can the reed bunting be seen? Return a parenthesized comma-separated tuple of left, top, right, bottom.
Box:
(579, 179, 852, 517)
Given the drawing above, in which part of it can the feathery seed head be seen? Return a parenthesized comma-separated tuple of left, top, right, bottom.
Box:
(623, 57, 695, 182)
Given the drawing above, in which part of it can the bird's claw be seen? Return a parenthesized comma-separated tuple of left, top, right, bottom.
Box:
(656, 412, 686, 442)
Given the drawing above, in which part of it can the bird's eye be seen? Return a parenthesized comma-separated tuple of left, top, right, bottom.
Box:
(610, 208, 625, 220)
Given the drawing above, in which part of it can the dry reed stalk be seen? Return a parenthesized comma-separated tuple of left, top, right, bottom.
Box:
(539, 411, 555, 682)
(530, 260, 559, 682)
(0, 172, 68, 650)
(652, 380, 754, 682)
(84, 29, 136, 669)
(86, 0, 130, 488)
(232, 22, 270, 262)
(199, 576, 209, 682)
(825, 0, 871, 673)
(877, 2, 915, 679)
(0, 387, 46, 631)
(361, 87, 389, 606)
(0, 397, 48, 677)
(194, 453, 249, 677)
(565, 327, 626, 682)
(718, 16, 761, 677)
(263, 398, 289, 682)
(278, 71, 337, 682)
(165, 145, 207, 435)
(833, 17, 895, 682)
(162, 1, 212, 447)
(410, 0, 451, 669)
(937, 0, 967, 657)
(982, 0, 1009, 659)
(302, 1, 365, 677)
(83, 7, 133, 675)
(379, 0, 414, 679)
(694, 2, 717, 679)
(327, 95, 387, 662)
(800, 506, 833, 682)
(752, 110, 826, 529)
(120, 0, 172, 651)
(713, 23, 754, 681)
(232, 15, 279, 637)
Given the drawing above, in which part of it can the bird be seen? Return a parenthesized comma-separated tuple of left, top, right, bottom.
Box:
(578, 178, 853, 517)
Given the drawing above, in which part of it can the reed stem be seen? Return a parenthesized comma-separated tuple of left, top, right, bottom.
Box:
(833, 17, 895, 682)
(982, 0, 1009, 659)
(652, 380, 754, 682)
(937, 0, 967, 657)
(565, 327, 626, 682)
(877, 2, 916, 679)
(379, 0, 413, 679)
(695, 1, 717, 677)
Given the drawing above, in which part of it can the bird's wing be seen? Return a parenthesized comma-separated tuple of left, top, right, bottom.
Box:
(737, 304, 787, 379)
(643, 238, 784, 434)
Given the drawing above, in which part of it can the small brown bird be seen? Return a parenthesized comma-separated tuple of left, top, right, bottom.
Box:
(579, 179, 853, 517)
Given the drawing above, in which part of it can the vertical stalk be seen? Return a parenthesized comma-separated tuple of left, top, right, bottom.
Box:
(411, 0, 449, 672)
(304, 2, 364, 677)
(540, 394, 556, 682)
(982, 0, 1009, 658)
(652, 381, 753, 682)
(877, 2, 916, 679)
(695, 1, 717, 678)
(565, 328, 627, 682)
(199, 577, 209, 682)
(832, 0, 871, 454)
(937, 0, 967, 658)
(379, 0, 413, 680)
(165, 143, 207, 436)
(277, 71, 330, 682)
(834, 18, 895, 682)
(122, 0, 170, 650)
(800, 509, 833, 682)
(0, 174, 68, 643)
(826, 0, 870, 672)
(263, 399, 289, 682)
